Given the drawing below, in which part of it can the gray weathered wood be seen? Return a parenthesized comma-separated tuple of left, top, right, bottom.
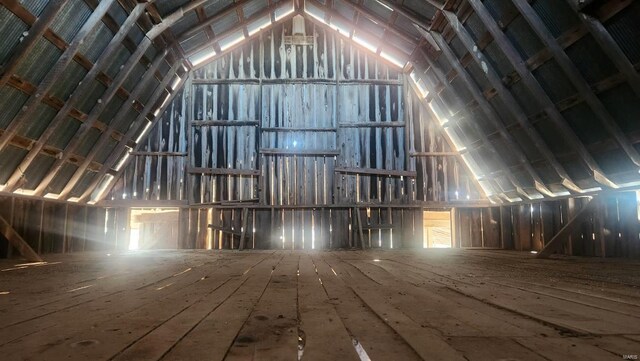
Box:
(0, 214, 42, 262)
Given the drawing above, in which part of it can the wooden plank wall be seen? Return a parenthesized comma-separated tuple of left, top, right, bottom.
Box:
(456, 192, 640, 257)
(0, 195, 113, 259)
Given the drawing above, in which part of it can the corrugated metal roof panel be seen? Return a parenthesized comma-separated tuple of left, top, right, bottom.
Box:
(531, 0, 579, 38)
(16, 102, 57, 139)
(483, 41, 514, 78)
(594, 148, 635, 175)
(100, 96, 125, 125)
(508, 80, 540, 117)
(122, 62, 146, 92)
(465, 61, 491, 94)
(509, 124, 546, 163)
(23, 154, 56, 189)
(533, 117, 574, 154)
(565, 35, 617, 84)
(362, 0, 392, 22)
(171, 11, 198, 35)
(49, 60, 87, 101)
(13, 37, 62, 84)
(604, 1, 640, 64)
(180, 31, 209, 53)
(203, 0, 234, 17)
(128, 24, 145, 45)
(561, 102, 607, 145)
(0, 8, 29, 65)
(333, 0, 355, 20)
(78, 23, 113, 62)
(139, 78, 159, 104)
(0, 86, 29, 129)
(107, 2, 128, 26)
(211, 12, 238, 34)
(103, 46, 131, 79)
(599, 83, 640, 134)
(532, 60, 576, 103)
(75, 79, 106, 114)
(243, 0, 267, 19)
(47, 163, 77, 194)
(18, 0, 49, 17)
(402, 0, 436, 20)
(392, 14, 420, 38)
(504, 16, 544, 60)
(69, 170, 97, 197)
(47, 117, 81, 149)
(156, 0, 190, 17)
(94, 137, 118, 164)
(75, 127, 101, 157)
(49, 0, 92, 43)
(483, 0, 517, 26)
(0, 146, 28, 184)
(464, 13, 486, 43)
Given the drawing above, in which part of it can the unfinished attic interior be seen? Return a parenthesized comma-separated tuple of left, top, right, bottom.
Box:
(1, 0, 640, 358)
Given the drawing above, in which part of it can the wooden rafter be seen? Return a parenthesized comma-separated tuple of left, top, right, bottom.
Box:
(436, 10, 585, 194)
(3, 4, 148, 195)
(80, 62, 183, 202)
(512, 0, 640, 168)
(458, 4, 617, 189)
(176, 0, 259, 41)
(0, 0, 116, 155)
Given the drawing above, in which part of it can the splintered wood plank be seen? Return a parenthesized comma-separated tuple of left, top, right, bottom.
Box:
(161, 253, 285, 360)
(224, 252, 299, 360)
(321, 253, 466, 361)
(297, 254, 360, 361)
(0, 254, 269, 359)
(311, 255, 421, 361)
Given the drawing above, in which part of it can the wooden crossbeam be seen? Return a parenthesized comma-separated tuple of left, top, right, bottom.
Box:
(334, 167, 415, 177)
(0, 214, 42, 263)
(537, 196, 598, 258)
(260, 149, 340, 156)
(188, 168, 261, 176)
(513, 0, 640, 168)
(458, 4, 615, 189)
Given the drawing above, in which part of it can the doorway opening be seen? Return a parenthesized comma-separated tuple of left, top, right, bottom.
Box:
(423, 210, 452, 248)
(129, 208, 179, 250)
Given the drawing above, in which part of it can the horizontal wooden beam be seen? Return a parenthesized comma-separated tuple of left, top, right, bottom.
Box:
(191, 120, 259, 127)
(261, 127, 336, 132)
(334, 167, 416, 177)
(260, 149, 340, 156)
(188, 167, 260, 176)
(338, 122, 405, 128)
(130, 151, 188, 156)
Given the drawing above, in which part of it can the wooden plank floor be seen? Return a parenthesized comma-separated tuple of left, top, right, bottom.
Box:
(0, 249, 639, 360)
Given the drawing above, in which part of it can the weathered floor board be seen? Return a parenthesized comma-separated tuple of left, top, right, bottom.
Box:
(0, 249, 638, 360)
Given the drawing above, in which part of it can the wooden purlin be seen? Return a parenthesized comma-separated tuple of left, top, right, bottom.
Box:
(0, 0, 116, 155)
(453, 5, 615, 189)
